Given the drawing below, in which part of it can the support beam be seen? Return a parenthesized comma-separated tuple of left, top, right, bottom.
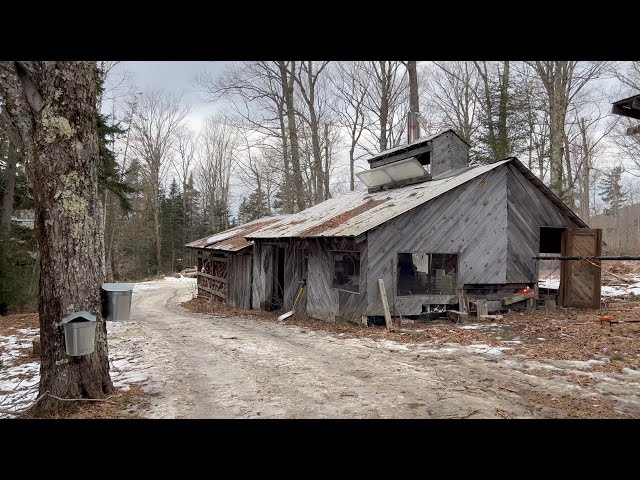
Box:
(533, 256, 640, 261)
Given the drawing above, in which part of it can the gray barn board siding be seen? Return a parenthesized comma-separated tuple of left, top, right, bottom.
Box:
(251, 242, 268, 309)
(506, 164, 581, 283)
(367, 168, 508, 316)
(306, 240, 338, 322)
(227, 253, 252, 309)
(430, 132, 469, 176)
(304, 238, 368, 323)
(283, 241, 310, 320)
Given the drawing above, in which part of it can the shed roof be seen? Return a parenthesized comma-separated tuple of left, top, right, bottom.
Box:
(363, 128, 470, 164)
(612, 94, 640, 119)
(246, 158, 587, 240)
(185, 216, 288, 252)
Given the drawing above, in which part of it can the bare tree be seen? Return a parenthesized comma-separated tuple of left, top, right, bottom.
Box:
(196, 61, 305, 212)
(406, 61, 420, 142)
(293, 61, 330, 203)
(429, 61, 481, 144)
(0, 61, 112, 412)
(196, 114, 237, 232)
(362, 61, 408, 153)
(528, 61, 606, 197)
(130, 88, 188, 275)
(329, 62, 369, 191)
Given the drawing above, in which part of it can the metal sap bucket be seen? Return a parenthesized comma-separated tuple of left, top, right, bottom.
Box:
(101, 283, 134, 321)
(62, 311, 97, 356)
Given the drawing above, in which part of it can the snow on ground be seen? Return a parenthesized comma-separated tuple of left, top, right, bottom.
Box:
(133, 284, 161, 292)
(0, 317, 156, 417)
(538, 277, 560, 289)
(601, 277, 640, 297)
(163, 276, 196, 283)
(0, 329, 40, 418)
(539, 274, 640, 297)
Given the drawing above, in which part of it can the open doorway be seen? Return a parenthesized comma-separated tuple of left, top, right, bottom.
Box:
(538, 227, 566, 304)
(268, 246, 285, 311)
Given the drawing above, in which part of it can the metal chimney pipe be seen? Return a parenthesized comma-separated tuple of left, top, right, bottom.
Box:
(407, 111, 419, 144)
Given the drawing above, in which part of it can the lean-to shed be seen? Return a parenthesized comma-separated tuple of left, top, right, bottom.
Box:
(185, 216, 287, 309)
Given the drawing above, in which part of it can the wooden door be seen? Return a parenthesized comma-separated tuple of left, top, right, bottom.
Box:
(559, 229, 602, 308)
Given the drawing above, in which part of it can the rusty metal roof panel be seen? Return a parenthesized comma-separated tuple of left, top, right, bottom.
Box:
(185, 215, 289, 251)
(246, 159, 514, 239)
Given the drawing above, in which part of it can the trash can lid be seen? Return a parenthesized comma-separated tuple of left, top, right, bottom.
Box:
(102, 283, 135, 292)
(62, 311, 97, 323)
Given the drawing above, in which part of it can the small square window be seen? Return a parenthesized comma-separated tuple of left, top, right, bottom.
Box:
(332, 251, 360, 293)
(397, 253, 457, 296)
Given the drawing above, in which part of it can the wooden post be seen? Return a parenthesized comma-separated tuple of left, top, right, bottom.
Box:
(477, 300, 488, 317)
(378, 279, 393, 331)
(545, 299, 556, 312)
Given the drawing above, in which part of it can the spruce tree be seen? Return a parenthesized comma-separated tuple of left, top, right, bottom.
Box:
(599, 166, 628, 217)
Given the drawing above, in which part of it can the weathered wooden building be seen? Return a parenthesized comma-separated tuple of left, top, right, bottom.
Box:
(241, 129, 600, 323)
(185, 216, 286, 308)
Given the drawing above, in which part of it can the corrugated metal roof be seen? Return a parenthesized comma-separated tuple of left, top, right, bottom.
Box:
(247, 159, 514, 239)
(246, 158, 589, 239)
(185, 216, 289, 252)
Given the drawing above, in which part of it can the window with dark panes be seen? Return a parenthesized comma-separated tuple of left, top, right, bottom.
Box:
(397, 253, 457, 296)
(332, 251, 360, 292)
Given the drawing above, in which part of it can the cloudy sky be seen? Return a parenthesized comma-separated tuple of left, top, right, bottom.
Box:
(106, 61, 229, 131)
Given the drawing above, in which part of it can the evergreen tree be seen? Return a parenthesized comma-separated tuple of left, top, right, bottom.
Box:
(96, 75, 135, 212)
(599, 166, 628, 217)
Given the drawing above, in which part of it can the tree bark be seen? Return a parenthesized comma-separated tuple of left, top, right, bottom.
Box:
(407, 61, 420, 142)
(0, 61, 112, 413)
(378, 62, 389, 151)
(0, 140, 17, 240)
(579, 118, 590, 222)
(323, 122, 330, 200)
(279, 61, 305, 212)
(497, 61, 510, 159)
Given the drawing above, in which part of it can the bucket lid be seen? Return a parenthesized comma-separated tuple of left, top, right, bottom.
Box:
(102, 283, 134, 292)
(62, 311, 97, 323)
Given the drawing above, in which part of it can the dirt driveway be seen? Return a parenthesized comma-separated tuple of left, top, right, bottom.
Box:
(110, 280, 640, 419)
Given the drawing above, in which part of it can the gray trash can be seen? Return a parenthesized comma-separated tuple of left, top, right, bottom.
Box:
(101, 283, 134, 321)
(62, 311, 97, 356)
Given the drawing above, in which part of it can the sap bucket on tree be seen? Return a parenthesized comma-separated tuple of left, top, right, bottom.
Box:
(62, 311, 97, 356)
(101, 283, 134, 321)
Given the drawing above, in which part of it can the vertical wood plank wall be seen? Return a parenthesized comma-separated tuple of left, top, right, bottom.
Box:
(227, 252, 252, 309)
(505, 164, 581, 283)
(367, 168, 509, 316)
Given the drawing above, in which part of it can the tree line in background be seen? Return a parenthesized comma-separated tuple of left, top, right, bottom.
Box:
(2, 61, 640, 310)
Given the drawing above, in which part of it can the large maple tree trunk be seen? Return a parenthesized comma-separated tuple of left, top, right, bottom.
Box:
(0, 141, 17, 240)
(0, 61, 113, 413)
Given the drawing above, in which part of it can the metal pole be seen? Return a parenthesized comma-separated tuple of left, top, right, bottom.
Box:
(532, 256, 640, 261)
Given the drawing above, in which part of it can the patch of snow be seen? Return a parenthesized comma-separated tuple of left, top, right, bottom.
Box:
(465, 344, 509, 355)
(537, 337, 545, 341)
(561, 359, 606, 369)
(621, 368, 640, 378)
(539, 277, 560, 289)
(133, 284, 161, 292)
(16, 328, 38, 336)
(163, 276, 196, 283)
(462, 325, 482, 330)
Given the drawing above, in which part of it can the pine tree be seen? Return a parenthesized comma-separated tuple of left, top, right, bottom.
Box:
(599, 166, 628, 217)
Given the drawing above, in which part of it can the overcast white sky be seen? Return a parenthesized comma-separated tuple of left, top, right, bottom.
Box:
(108, 61, 228, 131)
